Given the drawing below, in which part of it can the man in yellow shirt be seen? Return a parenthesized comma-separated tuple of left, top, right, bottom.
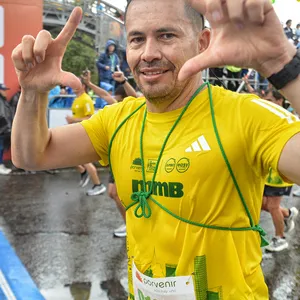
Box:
(10, 0, 300, 299)
(66, 80, 106, 196)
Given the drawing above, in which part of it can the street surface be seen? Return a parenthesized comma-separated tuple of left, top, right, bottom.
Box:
(0, 169, 299, 299)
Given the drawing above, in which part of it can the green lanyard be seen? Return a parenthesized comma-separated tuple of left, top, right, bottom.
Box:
(110, 55, 116, 71)
(108, 82, 268, 247)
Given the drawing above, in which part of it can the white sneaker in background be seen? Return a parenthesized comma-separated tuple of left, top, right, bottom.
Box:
(265, 237, 288, 252)
(86, 183, 106, 196)
(292, 189, 300, 197)
(284, 207, 299, 233)
(114, 224, 126, 238)
(0, 164, 12, 175)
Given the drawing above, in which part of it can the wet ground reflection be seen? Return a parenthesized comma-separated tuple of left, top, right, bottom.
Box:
(41, 279, 127, 300)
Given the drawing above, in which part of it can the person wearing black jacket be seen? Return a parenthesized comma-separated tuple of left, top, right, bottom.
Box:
(0, 83, 12, 175)
(284, 19, 294, 40)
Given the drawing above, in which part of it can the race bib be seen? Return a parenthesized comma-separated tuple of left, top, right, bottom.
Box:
(132, 261, 196, 300)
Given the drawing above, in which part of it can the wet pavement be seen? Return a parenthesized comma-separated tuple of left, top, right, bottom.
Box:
(0, 168, 300, 300)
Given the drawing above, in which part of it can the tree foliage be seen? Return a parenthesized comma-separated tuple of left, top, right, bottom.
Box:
(51, 30, 99, 84)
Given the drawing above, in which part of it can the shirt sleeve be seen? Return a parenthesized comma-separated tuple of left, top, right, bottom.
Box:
(81, 109, 109, 166)
(239, 97, 300, 177)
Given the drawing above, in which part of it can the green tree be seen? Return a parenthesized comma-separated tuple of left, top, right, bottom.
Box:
(51, 30, 99, 85)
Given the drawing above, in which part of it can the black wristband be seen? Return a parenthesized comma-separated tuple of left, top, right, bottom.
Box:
(267, 49, 300, 90)
(119, 78, 128, 85)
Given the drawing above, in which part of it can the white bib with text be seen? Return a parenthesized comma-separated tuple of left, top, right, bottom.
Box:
(132, 261, 196, 300)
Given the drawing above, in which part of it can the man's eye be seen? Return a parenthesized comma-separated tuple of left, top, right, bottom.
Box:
(131, 37, 144, 44)
(160, 33, 175, 40)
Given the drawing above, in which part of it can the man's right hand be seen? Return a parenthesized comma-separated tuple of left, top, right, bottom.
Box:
(11, 7, 82, 94)
(105, 66, 110, 71)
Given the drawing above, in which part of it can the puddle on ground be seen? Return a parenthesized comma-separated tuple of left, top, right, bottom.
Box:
(41, 280, 127, 300)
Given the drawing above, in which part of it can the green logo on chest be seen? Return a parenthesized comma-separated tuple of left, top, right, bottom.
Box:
(132, 180, 184, 198)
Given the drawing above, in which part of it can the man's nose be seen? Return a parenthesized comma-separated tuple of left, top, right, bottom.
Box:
(141, 38, 162, 62)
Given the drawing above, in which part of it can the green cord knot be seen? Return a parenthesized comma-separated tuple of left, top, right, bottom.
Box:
(131, 191, 152, 219)
(253, 225, 269, 247)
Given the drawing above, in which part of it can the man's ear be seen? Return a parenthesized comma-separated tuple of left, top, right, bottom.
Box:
(198, 28, 211, 54)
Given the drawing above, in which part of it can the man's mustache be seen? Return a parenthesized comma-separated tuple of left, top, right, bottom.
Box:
(136, 61, 174, 72)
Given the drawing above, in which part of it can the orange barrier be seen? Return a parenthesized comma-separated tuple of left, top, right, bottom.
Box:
(0, 0, 42, 100)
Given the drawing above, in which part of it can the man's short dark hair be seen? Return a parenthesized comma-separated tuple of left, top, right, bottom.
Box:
(124, 0, 204, 31)
(286, 19, 292, 25)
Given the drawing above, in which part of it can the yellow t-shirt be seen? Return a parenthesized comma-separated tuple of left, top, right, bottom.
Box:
(265, 168, 293, 188)
(81, 86, 300, 299)
(71, 92, 94, 118)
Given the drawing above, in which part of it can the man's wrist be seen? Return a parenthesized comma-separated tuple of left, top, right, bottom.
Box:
(267, 48, 300, 90)
(262, 44, 297, 78)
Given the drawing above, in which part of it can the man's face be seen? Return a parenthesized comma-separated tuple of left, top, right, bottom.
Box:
(126, 0, 203, 102)
(108, 45, 115, 53)
(0, 90, 7, 99)
(287, 21, 292, 28)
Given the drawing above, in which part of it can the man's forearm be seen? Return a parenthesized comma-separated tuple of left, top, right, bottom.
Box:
(12, 90, 50, 169)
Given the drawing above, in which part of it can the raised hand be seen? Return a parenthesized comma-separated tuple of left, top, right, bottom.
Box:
(11, 7, 82, 93)
(179, 0, 297, 81)
(81, 70, 91, 84)
(112, 71, 126, 83)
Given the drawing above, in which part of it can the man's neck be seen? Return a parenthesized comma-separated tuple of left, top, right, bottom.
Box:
(145, 75, 205, 113)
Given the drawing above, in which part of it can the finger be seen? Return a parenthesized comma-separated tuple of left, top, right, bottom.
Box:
(178, 49, 222, 82)
(205, 0, 224, 23)
(21, 35, 36, 68)
(55, 7, 82, 47)
(226, 0, 245, 23)
(245, 0, 272, 24)
(11, 44, 28, 72)
(57, 71, 81, 91)
(33, 30, 53, 63)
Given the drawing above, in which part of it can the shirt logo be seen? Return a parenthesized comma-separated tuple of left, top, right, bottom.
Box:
(130, 158, 142, 172)
(185, 135, 211, 153)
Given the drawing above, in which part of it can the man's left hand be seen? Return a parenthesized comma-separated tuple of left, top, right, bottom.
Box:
(179, 0, 297, 81)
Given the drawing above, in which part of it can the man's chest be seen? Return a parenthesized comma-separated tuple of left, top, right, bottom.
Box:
(110, 122, 244, 206)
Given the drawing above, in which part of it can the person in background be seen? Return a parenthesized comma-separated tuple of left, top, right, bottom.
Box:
(0, 84, 12, 175)
(81, 70, 137, 237)
(9, 86, 21, 119)
(119, 48, 131, 78)
(66, 79, 106, 196)
(242, 75, 261, 96)
(295, 24, 300, 40)
(284, 19, 294, 40)
(225, 65, 241, 91)
(96, 40, 120, 93)
(261, 89, 299, 251)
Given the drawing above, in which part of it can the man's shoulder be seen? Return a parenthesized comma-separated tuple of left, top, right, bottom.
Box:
(212, 85, 259, 105)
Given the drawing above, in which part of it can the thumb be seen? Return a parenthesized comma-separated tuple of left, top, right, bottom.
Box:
(178, 49, 222, 82)
(57, 71, 81, 91)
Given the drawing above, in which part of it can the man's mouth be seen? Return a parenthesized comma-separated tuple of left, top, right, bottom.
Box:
(140, 70, 169, 76)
